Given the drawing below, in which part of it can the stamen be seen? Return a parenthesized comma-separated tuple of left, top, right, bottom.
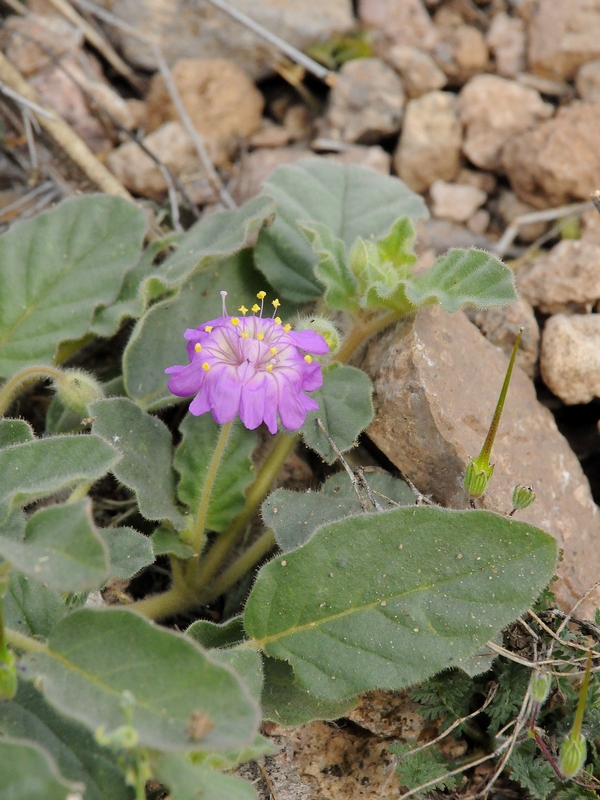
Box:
(271, 298, 281, 317)
(304, 355, 313, 363)
(202, 363, 211, 371)
(270, 347, 278, 355)
(231, 317, 240, 326)
(251, 304, 260, 314)
(274, 317, 282, 325)
(220, 290, 228, 317)
(257, 332, 265, 341)
(238, 305, 248, 315)
(257, 290, 266, 316)
(266, 364, 273, 372)
(283, 324, 291, 333)
(241, 332, 249, 339)
(194, 343, 202, 352)
(204, 325, 213, 333)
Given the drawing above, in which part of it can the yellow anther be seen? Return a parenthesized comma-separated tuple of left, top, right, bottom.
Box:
(257, 332, 265, 341)
(266, 364, 273, 372)
(275, 317, 282, 325)
(241, 332, 249, 339)
(231, 317, 239, 326)
(304, 355, 313, 364)
(238, 305, 248, 315)
(202, 363, 211, 371)
(272, 298, 281, 309)
(204, 326, 213, 333)
(270, 347, 278, 355)
(256, 291, 267, 299)
(194, 343, 202, 352)
(251, 304, 260, 313)
(283, 323, 292, 333)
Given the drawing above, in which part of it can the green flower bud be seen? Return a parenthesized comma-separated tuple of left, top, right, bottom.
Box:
(0, 648, 17, 700)
(54, 369, 104, 417)
(559, 730, 587, 779)
(464, 456, 494, 498)
(512, 484, 536, 511)
(295, 317, 340, 355)
(530, 671, 552, 705)
(95, 724, 138, 750)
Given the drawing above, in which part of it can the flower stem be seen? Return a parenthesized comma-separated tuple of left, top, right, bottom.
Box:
(0, 365, 64, 417)
(336, 311, 401, 364)
(200, 529, 276, 604)
(5, 627, 48, 653)
(126, 581, 199, 621)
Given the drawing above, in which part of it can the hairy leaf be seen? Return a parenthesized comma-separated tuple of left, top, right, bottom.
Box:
(0, 418, 34, 448)
(0, 738, 79, 800)
(151, 526, 193, 559)
(3, 573, 66, 639)
(99, 526, 154, 580)
(300, 222, 359, 312)
(187, 616, 247, 650)
(157, 755, 257, 800)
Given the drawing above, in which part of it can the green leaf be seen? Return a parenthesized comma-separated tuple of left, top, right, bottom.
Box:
(261, 656, 357, 726)
(299, 222, 359, 312)
(0, 738, 80, 800)
(0, 433, 119, 522)
(174, 415, 257, 533)
(0, 682, 131, 800)
(156, 755, 257, 800)
(390, 740, 457, 795)
(0, 500, 108, 593)
(20, 608, 260, 751)
(187, 616, 247, 650)
(90, 397, 184, 529)
(123, 250, 269, 411)
(3, 573, 66, 639)
(99, 526, 154, 580)
(255, 159, 428, 303)
(301, 363, 374, 463)
(0, 418, 34, 448)
(0, 195, 147, 377)
(151, 525, 193, 559)
(211, 648, 263, 702)
(144, 195, 276, 295)
(263, 471, 414, 552)
(509, 741, 557, 800)
(244, 507, 557, 701)
(405, 248, 517, 312)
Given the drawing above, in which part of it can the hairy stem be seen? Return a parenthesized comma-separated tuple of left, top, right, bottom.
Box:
(0, 365, 64, 417)
(336, 311, 401, 364)
(126, 581, 199, 621)
(5, 627, 48, 653)
(200, 529, 276, 604)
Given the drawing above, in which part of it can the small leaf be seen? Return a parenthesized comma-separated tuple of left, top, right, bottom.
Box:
(187, 616, 247, 650)
(301, 364, 374, 463)
(405, 248, 517, 312)
(156, 755, 257, 800)
(91, 397, 184, 529)
(0, 738, 80, 800)
(3, 573, 66, 639)
(174, 415, 257, 533)
(0, 500, 109, 593)
(390, 740, 457, 795)
(211, 648, 264, 702)
(255, 159, 428, 303)
(99, 526, 154, 580)
(151, 526, 193, 559)
(0, 195, 147, 376)
(0, 418, 34, 448)
(0, 682, 131, 800)
(20, 608, 260, 751)
(299, 222, 359, 312)
(244, 507, 557, 701)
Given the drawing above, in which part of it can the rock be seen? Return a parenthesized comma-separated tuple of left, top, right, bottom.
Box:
(457, 167, 497, 195)
(517, 240, 600, 314)
(576, 59, 600, 101)
(358, 0, 437, 50)
(394, 90, 462, 193)
(430, 180, 486, 223)
(580, 206, 600, 246)
(528, 0, 600, 82)
(2, 13, 83, 75)
(324, 57, 404, 144)
(458, 75, 553, 172)
(283, 106, 315, 142)
(496, 190, 548, 244)
(486, 12, 526, 79)
(97, 0, 354, 80)
(327, 145, 391, 174)
(432, 22, 489, 86)
(84, 80, 138, 131)
(347, 690, 427, 738)
(466, 209, 490, 236)
(362, 305, 600, 614)
(249, 121, 291, 149)
(232, 147, 312, 203)
(417, 219, 492, 255)
(145, 58, 264, 167)
(541, 314, 600, 404)
(503, 100, 600, 208)
(465, 299, 540, 378)
(385, 44, 447, 98)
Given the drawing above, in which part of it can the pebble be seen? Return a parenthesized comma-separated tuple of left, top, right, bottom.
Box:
(541, 314, 600, 404)
(486, 12, 526, 79)
(528, 0, 600, 81)
(429, 180, 486, 224)
(385, 44, 447, 98)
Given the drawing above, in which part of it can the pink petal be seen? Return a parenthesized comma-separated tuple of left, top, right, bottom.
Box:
(277, 379, 310, 430)
(208, 365, 242, 424)
(288, 330, 329, 354)
(189, 387, 211, 416)
(166, 362, 206, 397)
(239, 373, 267, 430)
(301, 362, 324, 392)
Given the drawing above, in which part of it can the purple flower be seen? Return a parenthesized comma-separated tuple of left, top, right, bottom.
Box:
(166, 292, 329, 434)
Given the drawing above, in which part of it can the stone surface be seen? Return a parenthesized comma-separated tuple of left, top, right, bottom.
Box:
(2, 13, 83, 75)
(528, 0, 600, 82)
(518, 240, 600, 314)
(503, 100, 600, 207)
(576, 59, 600, 101)
(358, 0, 437, 50)
(324, 57, 404, 144)
(386, 44, 447, 98)
(458, 75, 552, 171)
(145, 58, 264, 167)
(465, 298, 540, 378)
(97, 0, 354, 79)
(362, 305, 600, 615)
(541, 314, 600, 404)
(84, 80, 139, 131)
(430, 180, 486, 223)
(466, 209, 490, 236)
(496, 190, 548, 244)
(432, 22, 488, 86)
(394, 90, 462, 193)
(486, 12, 526, 79)
(347, 690, 427, 738)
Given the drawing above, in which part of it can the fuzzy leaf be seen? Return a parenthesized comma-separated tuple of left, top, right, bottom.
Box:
(245, 507, 557, 701)
(0, 195, 146, 376)
(299, 222, 359, 312)
(157, 755, 257, 800)
(255, 158, 428, 303)
(151, 526, 193, 559)
(301, 364, 374, 463)
(187, 616, 247, 650)
(91, 397, 184, 529)
(3, 573, 66, 639)
(0, 738, 79, 800)
(174, 415, 257, 533)
(20, 608, 260, 751)
(0, 418, 34, 448)
(99, 526, 154, 580)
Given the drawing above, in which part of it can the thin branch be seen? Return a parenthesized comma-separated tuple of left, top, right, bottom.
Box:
(493, 200, 592, 259)
(0, 80, 56, 119)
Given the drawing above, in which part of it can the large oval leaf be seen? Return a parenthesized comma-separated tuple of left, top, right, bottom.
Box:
(0, 738, 79, 800)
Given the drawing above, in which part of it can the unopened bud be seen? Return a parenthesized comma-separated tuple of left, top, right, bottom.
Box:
(464, 456, 494, 498)
(54, 370, 104, 417)
(295, 317, 340, 355)
(559, 730, 587, 779)
(530, 671, 552, 705)
(512, 484, 536, 512)
(0, 649, 17, 700)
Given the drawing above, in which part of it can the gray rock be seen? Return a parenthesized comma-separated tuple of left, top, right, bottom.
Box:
(386, 44, 447, 98)
(362, 305, 600, 614)
(358, 0, 437, 50)
(541, 314, 600, 405)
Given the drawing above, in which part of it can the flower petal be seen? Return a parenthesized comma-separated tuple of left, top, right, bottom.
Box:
(166, 362, 206, 397)
(240, 373, 267, 430)
(288, 330, 329, 354)
(209, 365, 242, 424)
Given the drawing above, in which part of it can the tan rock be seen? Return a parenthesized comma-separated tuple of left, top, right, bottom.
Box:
(457, 167, 497, 195)
(458, 75, 553, 171)
(146, 58, 264, 167)
(433, 23, 489, 86)
(249, 121, 290, 149)
(358, 0, 437, 50)
(518, 240, 600, 314)
(466, 209, 490, 236)
(394, 91, 462, 193)
(327, 145, 391, 174)
(486, 12, 526, 79)
(496, 190, 548, 243)
(283, 106, 315, 142)
(232, 147, 312, 203)
(541, 314, 600, 404)
(324, 57, 404, 144)
(430, 180, 486, 223)
(84, 80, 138, 131)
(362, 305, 600, 614)
(503, 100, 600, 207)
(576, 59, 600, 101)
(386, 44, 447, 98)
(3, 13, 83, 76)
(528, 0, 600, 82)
